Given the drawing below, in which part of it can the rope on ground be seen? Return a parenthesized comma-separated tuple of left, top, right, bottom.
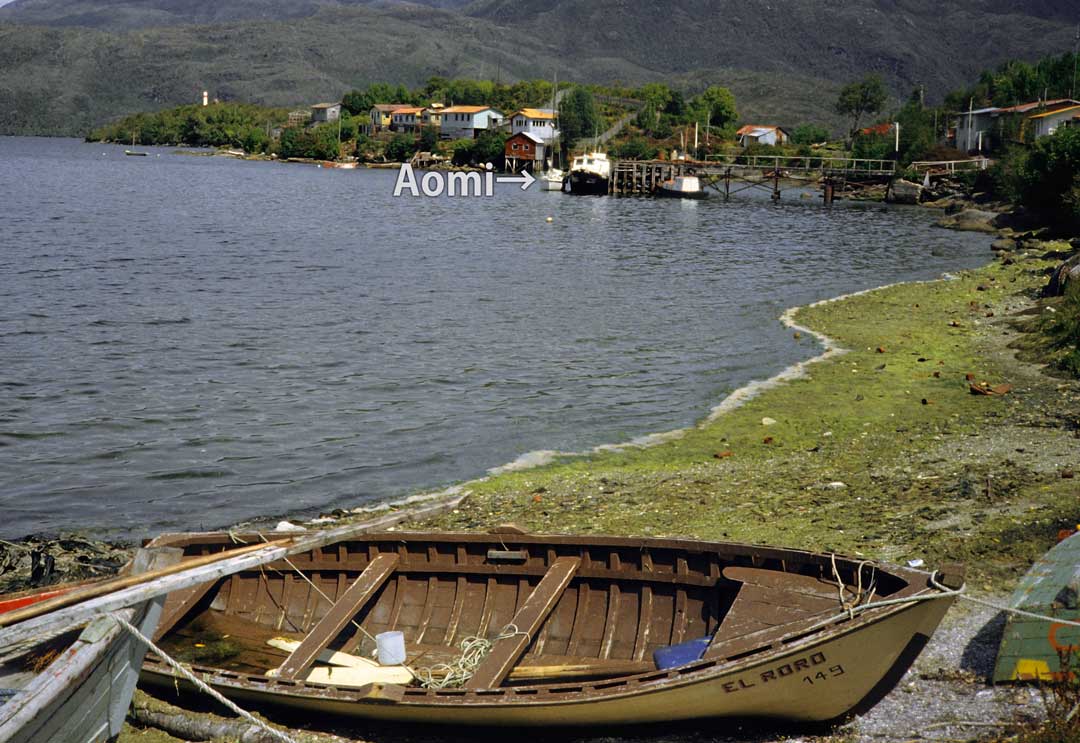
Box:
(108, 612, 300, 743)
(413, 624, 531, 689)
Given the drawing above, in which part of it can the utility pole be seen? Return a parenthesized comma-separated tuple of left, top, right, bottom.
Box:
(972, 97, 980, 152)
(1072, 24, 1079, 100)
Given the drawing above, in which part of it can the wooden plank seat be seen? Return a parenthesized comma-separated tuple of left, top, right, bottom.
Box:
(277, 553, 400, 680)
(466, 556, 582, 688)
(703, 567, 847, 660)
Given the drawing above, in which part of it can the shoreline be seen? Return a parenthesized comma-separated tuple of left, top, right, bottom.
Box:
(0, 239, 1046, 575)
(409, 231, 1079, 588)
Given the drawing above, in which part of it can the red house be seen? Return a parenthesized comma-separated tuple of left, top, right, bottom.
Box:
(503, 132, 546, 172)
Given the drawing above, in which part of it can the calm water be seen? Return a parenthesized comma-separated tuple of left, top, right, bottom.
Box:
(0, 137, 992, 540)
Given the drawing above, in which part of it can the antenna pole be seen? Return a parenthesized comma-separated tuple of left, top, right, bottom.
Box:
(1072, 24, 1079, 100)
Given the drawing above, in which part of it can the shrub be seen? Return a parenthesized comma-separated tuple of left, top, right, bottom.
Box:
(1035, 282, 1080, 378)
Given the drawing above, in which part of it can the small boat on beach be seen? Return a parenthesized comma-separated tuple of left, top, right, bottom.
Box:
(0, 548, 176, 743)
(657, 174, 709, 199)
(993, 529, 1080, 682)
(0, 494, 463, 741)
(141, 529, 962, 728)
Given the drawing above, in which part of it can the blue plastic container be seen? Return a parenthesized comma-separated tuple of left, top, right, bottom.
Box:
(652, 636, 711, 670)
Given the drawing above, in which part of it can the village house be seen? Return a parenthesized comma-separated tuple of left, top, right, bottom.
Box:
(953, 98, 1080, 151)
(736, 125, 790, 147)
(503, 131, 546, 172)
(391, 106, 426, 133)
(954, 106, 1006, 152)
(369, 104, 410, 133)
(1023, 103, 1080, 140)
(440, 105, 504, 139)
(510, 108, 558, 143)
(424, 103, 446, 128)
(310, 103, 341, 124)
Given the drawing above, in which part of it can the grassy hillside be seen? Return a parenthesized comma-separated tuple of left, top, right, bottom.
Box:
(0, 0, 1077, 136)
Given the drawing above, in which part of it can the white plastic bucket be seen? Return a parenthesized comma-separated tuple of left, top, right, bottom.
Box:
(375, 631, 406, 666)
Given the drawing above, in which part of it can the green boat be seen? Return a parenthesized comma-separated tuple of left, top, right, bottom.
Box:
(993, 531, 1080, 682)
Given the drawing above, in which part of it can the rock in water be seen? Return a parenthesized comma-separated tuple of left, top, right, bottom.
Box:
(887, 179, 923, 205)
(934, 209, 1001, 233)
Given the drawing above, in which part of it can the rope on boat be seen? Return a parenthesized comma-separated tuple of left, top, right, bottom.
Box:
(412, 624, 531, 689)
(108, 612, 300, 743)
(806, 569, 1080, 637)
(830, 553, 877, 617)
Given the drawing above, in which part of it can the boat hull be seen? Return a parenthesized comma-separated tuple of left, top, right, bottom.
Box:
(567, 171, 608, 195)
(657, 186, 709, 199)
(140, 531, 958, 728)
(0, 551, 172, 743)
(142, 595, 950, 726)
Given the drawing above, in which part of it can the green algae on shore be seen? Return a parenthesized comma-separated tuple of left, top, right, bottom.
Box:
(414, 242, 1080, 590)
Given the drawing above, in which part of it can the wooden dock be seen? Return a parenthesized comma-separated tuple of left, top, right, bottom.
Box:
(608, 155, 897, 203)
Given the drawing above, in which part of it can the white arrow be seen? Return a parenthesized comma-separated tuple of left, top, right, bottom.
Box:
(496, 170, 536, 190)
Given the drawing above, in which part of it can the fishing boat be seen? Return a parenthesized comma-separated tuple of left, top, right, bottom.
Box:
(0, 548, 176, 743)
(140, 530, 962, 727)
(566, 152, 610, 195)
(657, 175, 709, 200)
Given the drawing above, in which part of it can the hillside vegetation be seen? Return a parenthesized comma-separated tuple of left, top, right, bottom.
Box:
(1, 1, 1078, 136)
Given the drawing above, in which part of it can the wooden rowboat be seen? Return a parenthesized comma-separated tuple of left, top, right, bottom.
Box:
(142, 530, 963, 727)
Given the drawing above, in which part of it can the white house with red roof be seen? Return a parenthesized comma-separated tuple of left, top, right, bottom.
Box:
(736, 125, 790, 146)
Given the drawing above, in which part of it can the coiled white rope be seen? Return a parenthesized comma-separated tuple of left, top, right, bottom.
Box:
(413, 624, 531, 689)
(109, 612, 299, 743)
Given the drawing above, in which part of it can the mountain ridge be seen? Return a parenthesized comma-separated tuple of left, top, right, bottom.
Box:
(0, 1, 1076, 136)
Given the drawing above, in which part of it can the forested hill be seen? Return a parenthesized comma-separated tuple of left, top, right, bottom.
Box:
(0, 0, 1077, 136)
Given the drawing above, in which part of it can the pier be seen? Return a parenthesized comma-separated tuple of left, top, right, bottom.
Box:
(608, 155, 897, 203)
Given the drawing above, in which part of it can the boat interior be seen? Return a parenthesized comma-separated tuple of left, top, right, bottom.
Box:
(149, 531, 919, 692)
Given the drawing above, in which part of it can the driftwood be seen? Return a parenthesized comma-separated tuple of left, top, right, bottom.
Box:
(130, 690, 359, 743)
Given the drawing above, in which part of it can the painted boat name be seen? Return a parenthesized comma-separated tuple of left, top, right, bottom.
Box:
(722, 652, 843, 693)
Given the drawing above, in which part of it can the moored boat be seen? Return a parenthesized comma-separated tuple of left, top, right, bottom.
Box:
(657, 175, 709, 199)
(140, 530, 963, 728)
(539, 168, 565, 191)
(566, 152, 610, 195)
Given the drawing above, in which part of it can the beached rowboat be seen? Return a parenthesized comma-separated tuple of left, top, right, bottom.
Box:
(141, 530, 962, 727)
(0, 549, 176, 743)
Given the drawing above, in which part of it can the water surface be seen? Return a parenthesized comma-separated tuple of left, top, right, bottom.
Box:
(0, 137, 993, 539)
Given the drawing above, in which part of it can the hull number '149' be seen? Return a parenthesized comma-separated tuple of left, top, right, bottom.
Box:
(720, 652, 835, 694)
